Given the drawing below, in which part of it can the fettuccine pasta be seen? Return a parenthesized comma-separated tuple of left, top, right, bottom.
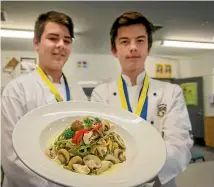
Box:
(45, 116, 126, 175)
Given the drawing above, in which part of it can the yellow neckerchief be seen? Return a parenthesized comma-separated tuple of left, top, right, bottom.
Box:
(118, 72, 149, 117)
(36, 66, 72, 102)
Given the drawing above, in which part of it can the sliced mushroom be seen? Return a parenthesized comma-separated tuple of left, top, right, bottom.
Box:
(119, 153, 126, 162)
(71, 120, 84, 131)
(97, 146, 107, 157)
(104, 154, 119, 164)
(83, 155, 102, 169)
(73, 164, 90, 174)
(45, 149, 56, 159)
(112, 132, 125, 149)
(68, 156, 83, 168)
(57, 149, 70, 164)
(101, 120, 110, 131)
(95, 161, 113, 175)
(83, 131, 93, 145)
(114, 149, 126, 162)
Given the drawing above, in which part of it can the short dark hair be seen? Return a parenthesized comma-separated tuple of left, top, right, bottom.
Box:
(110, 11, 154, 51)
(34, 11, 74, 41)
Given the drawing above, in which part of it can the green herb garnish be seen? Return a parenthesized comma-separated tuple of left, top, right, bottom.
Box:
(84, 118, 93, 128)
(63, 128, 75, 139)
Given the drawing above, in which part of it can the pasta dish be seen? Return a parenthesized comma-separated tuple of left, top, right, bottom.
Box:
(45, 116, 126, 175)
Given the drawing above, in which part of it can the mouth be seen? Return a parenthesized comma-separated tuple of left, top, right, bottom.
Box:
(52, 53, 65, 57)
(126, 56, 141, 60)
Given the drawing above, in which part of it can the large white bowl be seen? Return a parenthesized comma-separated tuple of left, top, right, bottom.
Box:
(12, 101, 166, 187)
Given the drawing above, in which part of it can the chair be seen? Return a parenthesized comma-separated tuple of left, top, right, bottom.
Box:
(191, 152, 205, 162)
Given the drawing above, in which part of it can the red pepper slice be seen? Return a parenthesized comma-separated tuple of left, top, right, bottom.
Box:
(72, 124, 103, 145)
(72, 129, 89, 145)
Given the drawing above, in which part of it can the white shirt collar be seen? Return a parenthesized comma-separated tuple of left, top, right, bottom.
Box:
(121, 71, 146, 86)
(47, 74, 65, 85)
(35, 67, 65, 84)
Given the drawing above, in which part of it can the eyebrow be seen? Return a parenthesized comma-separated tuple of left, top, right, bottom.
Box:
(118, 37, 129, 41)
(136, 35, 146, 39)
(47, 33, 71, 39)
(118, 35, 146, 40)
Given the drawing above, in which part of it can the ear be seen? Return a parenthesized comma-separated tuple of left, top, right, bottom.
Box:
(147, 47, 151, 55)
(111, 48, 118, 58)
(33, 37, 40, 51)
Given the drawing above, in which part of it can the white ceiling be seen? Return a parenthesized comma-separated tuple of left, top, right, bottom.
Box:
(1, 1, 214, 57)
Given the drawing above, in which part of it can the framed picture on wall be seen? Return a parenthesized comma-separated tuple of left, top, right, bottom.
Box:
(155, 63, 172, 78)
(3, 57, 20, 73)
(20, 57, 37, 73)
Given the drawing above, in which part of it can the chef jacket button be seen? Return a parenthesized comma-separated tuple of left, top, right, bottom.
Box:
(153, 93, 157, 96)
(151, 121, 154, 124)
(113, 92, 117, 96)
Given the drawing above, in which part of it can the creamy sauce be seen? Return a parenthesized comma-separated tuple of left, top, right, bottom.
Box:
(101, 163, 122, 175)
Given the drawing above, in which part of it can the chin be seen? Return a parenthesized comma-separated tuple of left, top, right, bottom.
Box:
(127, 65, 138, 72)
(51, 63, 64, 71)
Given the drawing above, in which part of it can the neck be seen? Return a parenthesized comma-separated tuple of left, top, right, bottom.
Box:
(39, 65, 62, 83)
(122, 70, 144, 86)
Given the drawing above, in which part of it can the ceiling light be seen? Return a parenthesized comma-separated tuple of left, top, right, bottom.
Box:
(161, 40, 214, 49)
(0, 29, 34, 39)
(0, 29, 76, 40)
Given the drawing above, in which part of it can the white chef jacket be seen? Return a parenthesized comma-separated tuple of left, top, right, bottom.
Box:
(91, 72, 193, 187)
(1, 69, 88, 187)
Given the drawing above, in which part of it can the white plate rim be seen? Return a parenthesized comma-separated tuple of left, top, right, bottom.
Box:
(12, 101, 167, 187)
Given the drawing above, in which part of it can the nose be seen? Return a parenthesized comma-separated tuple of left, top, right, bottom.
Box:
(129, 41, 137, 52)
(56, 39, 65, 49)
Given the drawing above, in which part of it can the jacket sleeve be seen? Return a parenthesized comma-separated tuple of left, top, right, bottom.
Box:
(158, 85, 193, 185)
(1, 95, 59, 187)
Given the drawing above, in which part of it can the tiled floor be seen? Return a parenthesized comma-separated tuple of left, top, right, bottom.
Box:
(176, 145, 214, 187)
(176, 161, 214, 187)
(191, 145, 214, 161)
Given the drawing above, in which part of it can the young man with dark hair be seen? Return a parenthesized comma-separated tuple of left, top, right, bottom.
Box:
(91, 11, 193, 187)
(1, 11, 87, 187)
